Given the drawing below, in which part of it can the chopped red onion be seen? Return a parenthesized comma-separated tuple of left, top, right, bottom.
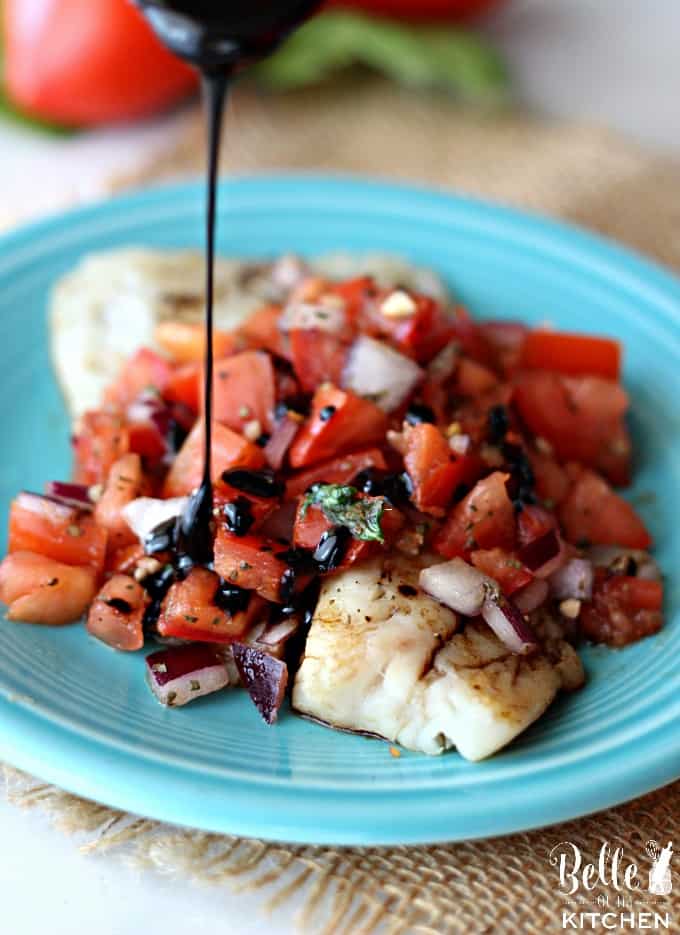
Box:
(519, 529, 566, 579)
(17, 490, 78, 521)
(513, 578, 550, 614)
(481, 595, 538, 655)
(419, 558, 491, 617)
(264, 416, 299, 470)
(269, 255, 309, 295)
(258, 501, 297, 542)
(342, 335, 423, 412)
(232, 643, 289, 724)
(550, 558, 594, 601)
(278, 301, 347, 335)
(145, 645, 233, 707)
(122, 496, 187, 544)
(44, 482, 93, 511)
(257, 617, 299, 648)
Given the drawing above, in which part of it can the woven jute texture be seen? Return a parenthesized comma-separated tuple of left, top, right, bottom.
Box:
(5, 79, 680, 933)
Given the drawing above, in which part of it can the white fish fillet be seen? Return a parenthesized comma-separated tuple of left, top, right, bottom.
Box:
(293, 556, 578, 760)
(49, 248, 447, 419)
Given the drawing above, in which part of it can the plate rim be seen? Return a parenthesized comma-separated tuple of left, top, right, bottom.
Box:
(1, 173, 679, 845)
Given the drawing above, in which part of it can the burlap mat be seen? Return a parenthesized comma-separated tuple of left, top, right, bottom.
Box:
(5, 78, 680, 933)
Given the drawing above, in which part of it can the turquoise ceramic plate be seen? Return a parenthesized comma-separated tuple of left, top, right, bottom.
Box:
(0, 177, 678, 845)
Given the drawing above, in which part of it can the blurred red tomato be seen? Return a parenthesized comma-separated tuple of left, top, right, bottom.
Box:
(2, 0, 199, 126)
(327, 0, 503, 19)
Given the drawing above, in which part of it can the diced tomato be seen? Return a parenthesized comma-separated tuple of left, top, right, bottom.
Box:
(284, 448, 387, 500)
(94, 453, 146, 551)
(289, 329, 348, 394)
(513, 371, 631, 486)
(86, 574, 148, 651)
(478, 320, 528, 375)
(371, 292, 455, 364)
(106, 542, 145, 575)
(559, 470, 652, 549)
(8, 492, 107, 573)
(104, 348, 172, 408)
(288, 385, 388, 469)
(528, 448, 571, 507)
(73, 411, 130, 486)
(214, 529, 312, 603)
(520, 330, 621, 381)
(328, 276, 375, 323)
(0, 551, 97, 625)
(450, 307, 497, 368)
(210, 350, 276, 433)
(455, 357, 498, 397)
(403, 423, 458, 516)
(580, 571, 663, 646)
(213, 476, 280, 533)
(470, 548, 533, 594)
(238, 304, 288, 358)
(163, 363, 201, 412)
(292, 496, 403, 569)
(157, 566, 261, 643)
(516, 504, 557, 547)
(162, 421, 265, 498)
(434, 471, 516, 559)
(154, 321, 237, 364)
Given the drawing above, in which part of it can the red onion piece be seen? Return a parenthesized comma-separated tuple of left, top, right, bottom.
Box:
(481, 595, 538, 655)
(550, 558, 594, 601)
(518, 529, 560, 572)
(122, 496, 187, 543)
(264, 416, 299, 470)
(17, 490, 78, 521)
(269, 255, 309, 296)
(258, 501, 297, 542)
(232, 643, 288, 725)
(145, 645, 233, 706)
(587, 545, 661, 581)
(257, 617, 299, 648)
(513, 578, 550, 614)
(342, 335, 423, 412)
(44, 482, 94, 511)
(419, 558, 491, 617)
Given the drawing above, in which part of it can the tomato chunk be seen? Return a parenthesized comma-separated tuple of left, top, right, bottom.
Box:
(94, 453, 146, 551)
(87, 574, 149, 651)
(513, 372, 631, 486)
(214, 529, 312, 604)
(162, 421, 265, 497)
(403, 423, 459, 516)
(520, 330, 621, 380)
(434, 471, 516, 559)
(470, 548, 533, 595)
(9, 492, 107, 573)
(154, 321, 237, 364)
(288, 385, 388, 469)
(580, 572, 663, 646)
(293, 496, 402, 569)
(238, 304, 288, 358)
(284, 448, 387, 500)
(157, 567, 262, 643)
(73, 411, 130, 486)
(0, 551, 97, 625)
(213, 475, 280, 534)
(163, 363, 201, 412)
(104, 348, 172, 408)
(455, 358, 498, 397)
(210, 350, 276, 433)
(527, 448, 571, 507)
(559, 470, 652, 549)
(289, 329, 348, 393)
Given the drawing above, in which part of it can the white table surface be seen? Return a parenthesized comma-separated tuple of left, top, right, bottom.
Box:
(2, 1, 679, 933)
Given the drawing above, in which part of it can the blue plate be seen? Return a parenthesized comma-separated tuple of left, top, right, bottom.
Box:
(0, 176, 679, 845)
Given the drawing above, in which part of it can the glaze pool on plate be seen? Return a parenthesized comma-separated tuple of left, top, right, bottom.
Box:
(0, 176, 678, 845)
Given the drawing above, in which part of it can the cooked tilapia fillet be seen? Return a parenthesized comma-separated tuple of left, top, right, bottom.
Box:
(293, 556, 574, 760)
(50, 248, 447, 419)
